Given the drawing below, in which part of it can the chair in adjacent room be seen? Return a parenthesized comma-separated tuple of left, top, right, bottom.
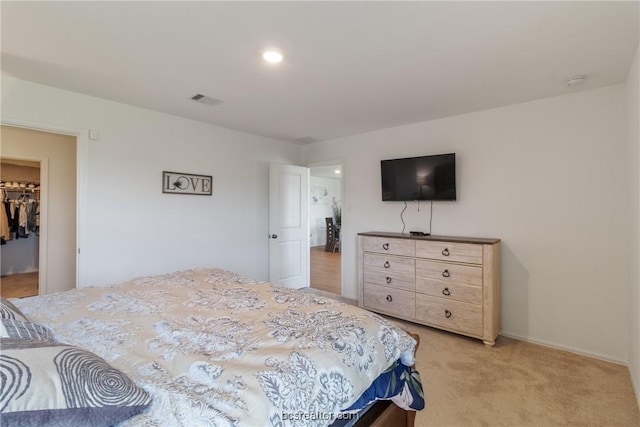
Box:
(325, 217, 340, 253)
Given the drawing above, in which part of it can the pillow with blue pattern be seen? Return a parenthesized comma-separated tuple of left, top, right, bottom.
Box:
(1, 298, 28, 321)
(0, 318, 53, 341)
(1, 338, 152, 426)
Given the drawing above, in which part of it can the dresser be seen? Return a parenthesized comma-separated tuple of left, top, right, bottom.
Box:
(358, 232, 501, 346)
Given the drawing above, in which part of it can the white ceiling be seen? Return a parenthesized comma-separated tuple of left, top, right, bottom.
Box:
(2, 1, 638, 144)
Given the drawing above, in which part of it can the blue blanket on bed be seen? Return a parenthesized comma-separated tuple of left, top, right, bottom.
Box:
(343, 358, 425, 412)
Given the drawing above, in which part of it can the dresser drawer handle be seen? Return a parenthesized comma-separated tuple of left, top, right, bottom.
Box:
(384, 261, 390, 268)
(386, 277, 392, 284)
(445, 310, 452, 319)
(386, 295, 393, 302)
(442, 248, 450, 256)
(382, 243, 390, 250)
(442, 269, 450, 278)
(442, 287, 451, 296)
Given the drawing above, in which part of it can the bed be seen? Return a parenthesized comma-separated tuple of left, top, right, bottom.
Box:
(1, 268, 424, 426)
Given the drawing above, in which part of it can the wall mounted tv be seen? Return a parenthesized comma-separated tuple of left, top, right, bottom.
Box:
(381, 153, 456, 201)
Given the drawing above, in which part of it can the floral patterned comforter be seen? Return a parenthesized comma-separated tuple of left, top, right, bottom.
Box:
(12, 268, 418, 427)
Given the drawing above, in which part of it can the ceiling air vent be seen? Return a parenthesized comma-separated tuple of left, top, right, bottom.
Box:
(190, 94, 223, 106)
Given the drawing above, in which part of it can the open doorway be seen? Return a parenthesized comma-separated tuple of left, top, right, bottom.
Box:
(309, 164, 342, 295)
(0, 125, 77, 297)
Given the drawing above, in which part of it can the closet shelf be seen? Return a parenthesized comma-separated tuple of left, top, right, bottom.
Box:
(1, 181, 40, 192)
(1, 187, 40, 192)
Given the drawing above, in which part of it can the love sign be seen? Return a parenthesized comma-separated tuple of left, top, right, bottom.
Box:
(162, 171, 213, 195)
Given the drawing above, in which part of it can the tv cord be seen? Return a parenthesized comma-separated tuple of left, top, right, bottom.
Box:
(400, 201, 407, 233)
(429, 201, 433, 234)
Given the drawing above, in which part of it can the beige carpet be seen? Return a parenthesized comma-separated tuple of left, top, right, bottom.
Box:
(393, 319, 640, 427)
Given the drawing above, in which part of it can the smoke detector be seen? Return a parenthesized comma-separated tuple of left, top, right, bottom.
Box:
(190, 94, 223, 106)
(566, 75, 587, 87)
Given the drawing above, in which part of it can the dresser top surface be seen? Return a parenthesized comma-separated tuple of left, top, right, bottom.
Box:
(358, 231, 500, 245)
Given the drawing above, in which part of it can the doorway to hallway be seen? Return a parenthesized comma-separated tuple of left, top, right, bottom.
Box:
(309, 163, 342, 296)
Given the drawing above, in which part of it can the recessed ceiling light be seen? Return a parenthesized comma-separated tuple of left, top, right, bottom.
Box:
(263, 50, 283, 64)
(334, 169, 341, 174)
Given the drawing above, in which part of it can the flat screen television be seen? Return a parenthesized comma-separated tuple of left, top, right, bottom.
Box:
(381, 153, 456, 201)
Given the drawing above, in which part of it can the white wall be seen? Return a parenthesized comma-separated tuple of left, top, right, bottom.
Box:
(627, 46, 640, 399)
(1, 77, 300, 286)
(309, 175, 341, 247)
(302, 85, 630, 362)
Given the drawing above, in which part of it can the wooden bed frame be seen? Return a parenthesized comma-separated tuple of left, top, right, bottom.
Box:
(356, 400, 416, 427)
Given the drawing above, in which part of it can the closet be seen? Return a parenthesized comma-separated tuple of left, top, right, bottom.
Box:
(1, 160, 41, 298)
(1, 125, 77, 297)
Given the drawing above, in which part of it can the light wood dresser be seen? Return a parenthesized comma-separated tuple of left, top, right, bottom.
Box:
(358, 232, 501, 346)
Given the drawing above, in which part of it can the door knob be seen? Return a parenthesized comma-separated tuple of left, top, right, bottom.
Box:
(271, 234, 278, 239)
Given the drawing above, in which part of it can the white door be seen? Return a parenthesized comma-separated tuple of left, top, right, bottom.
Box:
(269, 163, 309, 288)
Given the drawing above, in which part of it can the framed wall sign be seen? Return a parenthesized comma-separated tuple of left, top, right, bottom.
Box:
(162, 171, 213, 195)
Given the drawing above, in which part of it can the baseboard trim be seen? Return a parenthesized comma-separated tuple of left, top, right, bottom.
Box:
(631, 370, 640, 409)
(500, 331, 628, 366)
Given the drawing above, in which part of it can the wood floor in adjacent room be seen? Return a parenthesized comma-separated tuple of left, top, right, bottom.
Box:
(0, 271, 39, 299)
(310, 245, 341, 295)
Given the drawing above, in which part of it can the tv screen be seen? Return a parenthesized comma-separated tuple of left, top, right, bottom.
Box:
(381, 153, 456, 201)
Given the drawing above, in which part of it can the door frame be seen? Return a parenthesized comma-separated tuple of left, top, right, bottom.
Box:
(307, 159, 344, 295)
(1, 118, 89, 290)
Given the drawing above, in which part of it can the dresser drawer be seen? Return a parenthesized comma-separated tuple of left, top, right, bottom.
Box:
(364, 253, 415, 277)
(415, 278, 482, 304)
(364, 269, 415, 292)
(363, 283, 416, 318)
(416, 240, 483, 264)
(415, 259, 482, 287)
(364, 236, 415, 257)
(415, 295, 482, 337)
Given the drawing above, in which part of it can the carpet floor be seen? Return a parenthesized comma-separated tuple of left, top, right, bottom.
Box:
(393, 319, 639, 427)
